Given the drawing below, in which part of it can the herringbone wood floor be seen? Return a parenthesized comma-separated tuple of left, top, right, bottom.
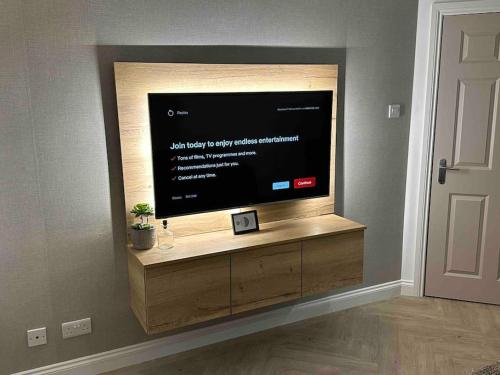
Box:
(106, 297, 500, 375)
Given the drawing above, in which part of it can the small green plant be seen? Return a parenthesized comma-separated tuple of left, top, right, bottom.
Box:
(130, 203, 154, 230)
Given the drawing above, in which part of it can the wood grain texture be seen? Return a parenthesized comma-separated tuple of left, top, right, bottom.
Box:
(106, 297, 500, 375)
(130, 214, 365, 267)
(127, 254, 148, 332)
(114, 63, 338, 237)
(231, 243, 301, 314)
(128, 214, 365, 334)
(145, 256, 230, 333)
(302, 231, 364, 296)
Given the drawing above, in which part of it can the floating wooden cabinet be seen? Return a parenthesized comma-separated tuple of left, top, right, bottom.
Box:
(302, 231, 364, 296)
(231, 243, 302, 314)
(128, 214, 365, 334)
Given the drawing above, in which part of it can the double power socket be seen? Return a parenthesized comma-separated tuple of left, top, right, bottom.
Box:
(27, 317, 91, 347)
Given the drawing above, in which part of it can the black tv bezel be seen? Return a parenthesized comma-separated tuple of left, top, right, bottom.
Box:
(148, 90, 333, 219)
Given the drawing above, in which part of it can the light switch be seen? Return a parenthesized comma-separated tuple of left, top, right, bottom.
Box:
(387, 104, 401, 119)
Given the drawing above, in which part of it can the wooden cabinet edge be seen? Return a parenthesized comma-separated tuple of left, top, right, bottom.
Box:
(232, 292, 302, 315)
(128, 254, 149, 331)
(146, 308, 231, 334)
(133, 227, 366, 269)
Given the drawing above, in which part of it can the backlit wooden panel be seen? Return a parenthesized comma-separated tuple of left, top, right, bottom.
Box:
(445, 194, 487, 277)
(114, 63, 338, 237)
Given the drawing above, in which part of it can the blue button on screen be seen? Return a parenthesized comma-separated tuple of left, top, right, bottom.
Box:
(272, 181, 290, 190)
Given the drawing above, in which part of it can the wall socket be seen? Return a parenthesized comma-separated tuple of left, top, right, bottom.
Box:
(61, 317, 92, 339)
(27, 327, 47, 347)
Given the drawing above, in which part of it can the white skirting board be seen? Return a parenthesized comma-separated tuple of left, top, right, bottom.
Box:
(400, 279, 416, 296)
(14, 280, 405, 375)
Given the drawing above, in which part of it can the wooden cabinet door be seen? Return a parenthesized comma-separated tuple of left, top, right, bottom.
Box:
(145, 255, 230, 333)
(231, 243, 301, 314)
(302, 231, 363, 296)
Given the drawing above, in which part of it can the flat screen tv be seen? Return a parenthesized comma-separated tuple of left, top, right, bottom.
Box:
(148, 90, 333, 218)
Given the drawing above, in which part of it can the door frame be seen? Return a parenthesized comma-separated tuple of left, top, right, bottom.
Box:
(401, 0, 500, 297)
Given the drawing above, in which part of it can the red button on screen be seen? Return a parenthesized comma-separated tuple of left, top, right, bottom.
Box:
(294, 177, 316, 189)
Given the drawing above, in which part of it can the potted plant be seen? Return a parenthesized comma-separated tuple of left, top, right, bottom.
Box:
(130, 203, 156, 250)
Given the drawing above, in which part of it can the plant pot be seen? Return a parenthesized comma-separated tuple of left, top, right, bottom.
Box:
(130, 227, 156, 250)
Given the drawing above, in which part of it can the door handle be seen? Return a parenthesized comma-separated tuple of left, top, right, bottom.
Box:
(438, 158, 460, 184)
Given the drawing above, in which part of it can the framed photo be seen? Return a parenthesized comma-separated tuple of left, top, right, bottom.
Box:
(231, 210, 259, 235)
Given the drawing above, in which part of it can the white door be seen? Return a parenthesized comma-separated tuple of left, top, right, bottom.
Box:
(425, 13, 500, 304)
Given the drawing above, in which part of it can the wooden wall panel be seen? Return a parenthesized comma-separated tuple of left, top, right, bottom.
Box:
(114, 63, 337, 237)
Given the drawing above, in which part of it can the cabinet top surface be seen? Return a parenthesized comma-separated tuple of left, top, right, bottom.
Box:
(129, 214, 365, 268)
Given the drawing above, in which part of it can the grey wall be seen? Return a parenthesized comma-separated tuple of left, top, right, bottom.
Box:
(0, 0, 417, 373)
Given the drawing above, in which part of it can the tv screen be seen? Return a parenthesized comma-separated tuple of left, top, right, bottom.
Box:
(148, 90, 333, 218)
